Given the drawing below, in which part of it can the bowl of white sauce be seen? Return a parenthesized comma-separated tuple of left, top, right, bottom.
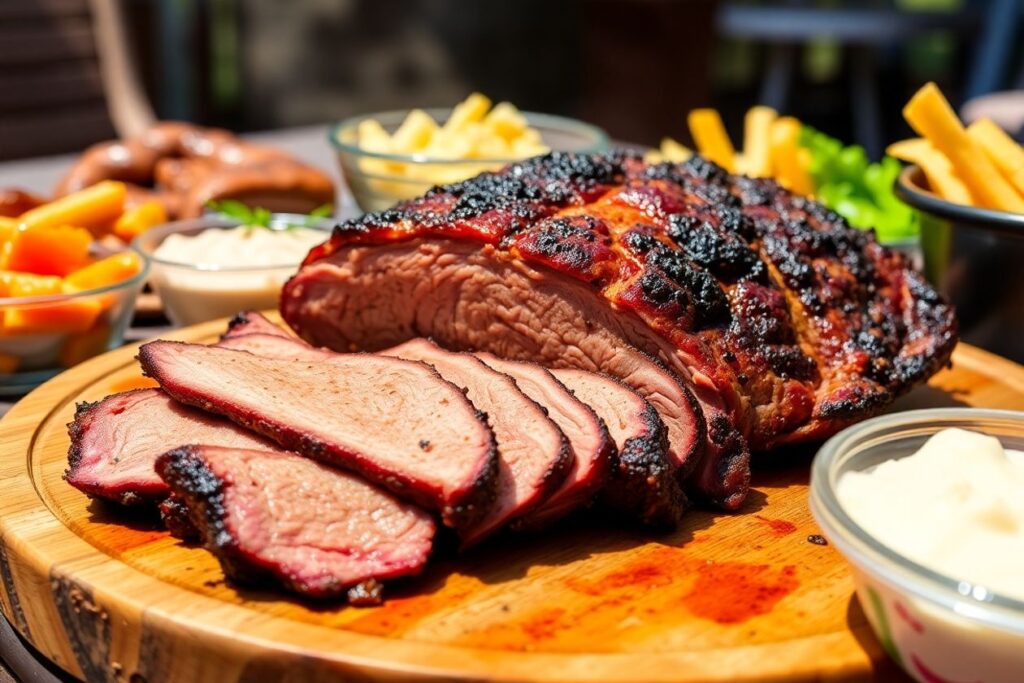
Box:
(811, 409, 1024, 683)
(132, 213, 331, 326)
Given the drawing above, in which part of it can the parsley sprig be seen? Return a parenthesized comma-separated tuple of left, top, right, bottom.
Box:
(206, 200, 334, 230)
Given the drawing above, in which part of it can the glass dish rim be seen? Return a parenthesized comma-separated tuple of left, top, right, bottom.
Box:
(0, 250, 151, 306)
(328, 108, 610, 164)
(811, 407, 1024, 629)
(131, 213, 334, 272)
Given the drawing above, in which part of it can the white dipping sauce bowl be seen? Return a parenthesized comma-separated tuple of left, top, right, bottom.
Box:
(810, 408, 1024, 683)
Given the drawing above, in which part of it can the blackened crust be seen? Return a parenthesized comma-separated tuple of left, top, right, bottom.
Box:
(601, 399, 688, 528)
(158, 495, 199, 540)
(155, 447, 278, 587)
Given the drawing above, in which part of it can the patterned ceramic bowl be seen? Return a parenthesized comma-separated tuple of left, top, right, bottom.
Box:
(810, 408, 1024, 683)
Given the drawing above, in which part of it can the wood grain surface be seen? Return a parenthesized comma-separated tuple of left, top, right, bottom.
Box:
(1, 317, 1018, 683)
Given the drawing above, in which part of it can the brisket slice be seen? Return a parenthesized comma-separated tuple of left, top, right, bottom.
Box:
(138, 341, 498, 530)
(551, 369, 686, 527)
(156, 445, 436, 599)
(216, 332, 326, 361)
(65, 388, 272, 505)
(381, 338, 572, 546)
(222, 311, 292, 340)
(475, 353, 614, 528)
(283, 152, 958, 510)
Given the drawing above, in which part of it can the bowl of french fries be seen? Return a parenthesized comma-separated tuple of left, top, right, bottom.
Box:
(890, 82, 1024, 361)
(330, 93, 609, 212)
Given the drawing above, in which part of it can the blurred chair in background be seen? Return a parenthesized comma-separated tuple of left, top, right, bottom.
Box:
(0, 0, 153, 160)
(717, 0, 1022, 158)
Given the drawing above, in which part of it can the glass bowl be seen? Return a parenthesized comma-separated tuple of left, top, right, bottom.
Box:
(0, 251, 150, 395)
(131, 213, 332, 327)
(811, 408, 1024, 683)
(330, 109, 610, 212)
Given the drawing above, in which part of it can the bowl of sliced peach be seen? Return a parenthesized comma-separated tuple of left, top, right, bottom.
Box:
(0, 181, 154, 394)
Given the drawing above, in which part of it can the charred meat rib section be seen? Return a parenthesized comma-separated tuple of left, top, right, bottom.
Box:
(138, 340, 499, 530)
(282, 152, 958, 511)
(157, 445, 436, 598)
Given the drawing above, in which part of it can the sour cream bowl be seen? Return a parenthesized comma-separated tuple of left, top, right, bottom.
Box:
(132, 214, 331, 326)
(810, 409, 1024, 683)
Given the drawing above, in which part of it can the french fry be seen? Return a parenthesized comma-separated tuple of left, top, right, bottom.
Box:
(687, 109, 736, 172)
(887, 138, 973, 205)
(391, 109, 437, 152)
(444, 93, 491, 133)
(661, 138, 693, 162)
(903, 83, 1024, 212)
(769, 117, 813, 195)
(19, 181, 126, 236)
(741, 106, 777, 177)
(484, 102, 528, 141)
(966, 118, 1024, 196)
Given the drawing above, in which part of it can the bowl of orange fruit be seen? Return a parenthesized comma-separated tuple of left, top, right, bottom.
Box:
(0, 182, 158, 394)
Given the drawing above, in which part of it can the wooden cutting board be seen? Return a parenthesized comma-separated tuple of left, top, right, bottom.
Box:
(1, 319, 1022, 683)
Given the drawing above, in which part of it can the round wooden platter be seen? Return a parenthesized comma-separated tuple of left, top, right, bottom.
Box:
(2, 321, 1023, 683)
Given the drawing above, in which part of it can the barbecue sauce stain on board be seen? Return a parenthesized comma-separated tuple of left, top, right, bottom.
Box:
(343, 573, 483, 637)
(681, 562, 799, 624)
(754, 515, 798, 536)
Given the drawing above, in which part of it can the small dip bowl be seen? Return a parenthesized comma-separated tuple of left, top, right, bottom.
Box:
(132, 213, 331, 327)
(811, 408, 1024, 683)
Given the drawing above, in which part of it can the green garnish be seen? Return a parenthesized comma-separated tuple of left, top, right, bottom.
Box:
(798, 127, 919, 243)
(206, 201, 334, 230)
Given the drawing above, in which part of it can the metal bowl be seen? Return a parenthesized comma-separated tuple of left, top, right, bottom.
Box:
(895, 166, 1024, 363)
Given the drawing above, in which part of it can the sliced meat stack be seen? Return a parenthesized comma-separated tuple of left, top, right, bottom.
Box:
(551, 369, 685, 527)
(138, 340, 498, 530)
(381, 338, 571, 545)
(281, 152, 958, 511)
(157, 445, 435, 598)
(475, 353, 614, 528)
(65, 389, 272, 505)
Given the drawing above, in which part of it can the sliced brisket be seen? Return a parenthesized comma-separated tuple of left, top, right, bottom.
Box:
(282, 152, 958, 512)
(475, 353, 614, 528)
(222, 311, 292, 340)
(381, 338, 571, 545)
(65, 388, 272, 505)
(156, 445, 436, 598)
(551, 369, 686, 527)
(138, 341, 498, 530)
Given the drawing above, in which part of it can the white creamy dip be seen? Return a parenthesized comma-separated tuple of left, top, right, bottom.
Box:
(150, 225, 326, 326)
(838, 427, 1024, 601)
(153, 225, 325, 268)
